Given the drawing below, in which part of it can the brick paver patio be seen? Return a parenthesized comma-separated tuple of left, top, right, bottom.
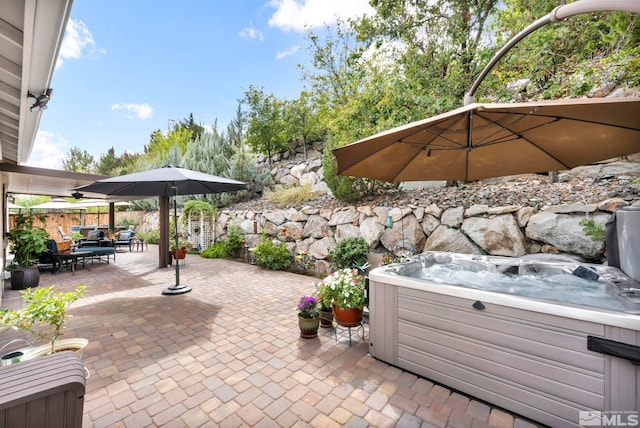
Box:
(0, 245, 540, 427)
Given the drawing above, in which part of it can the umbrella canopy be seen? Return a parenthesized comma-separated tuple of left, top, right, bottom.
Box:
(333, 97, 640, 182)
(7, 202, 24, 210)
(73, 165, 246, 197)
(73, 165, 246, 295)
(73, 199, 133, 208)
(30, 198, 87, 210)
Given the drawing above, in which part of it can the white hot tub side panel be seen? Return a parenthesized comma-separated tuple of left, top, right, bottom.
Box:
(369, 279, 639, 428)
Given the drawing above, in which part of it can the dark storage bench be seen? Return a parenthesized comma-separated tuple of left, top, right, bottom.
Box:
(0, 351, 86, 428)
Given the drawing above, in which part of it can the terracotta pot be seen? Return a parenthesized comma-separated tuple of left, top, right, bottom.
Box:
(172, 248, 188, 259)
(298, 315, 319, 339)
(332, 304, 363, 327)
(319, 309, 333, 328)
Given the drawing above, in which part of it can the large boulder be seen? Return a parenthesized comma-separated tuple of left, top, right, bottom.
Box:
(424, 225, 479, 254)
(462, 215, 526, 257)
(526, 212, 611, 259)
(360, 217, 385, 248)
(309, 237, 336, 260)
(380, 214, 425, 254)
(303, 215, 331, 239)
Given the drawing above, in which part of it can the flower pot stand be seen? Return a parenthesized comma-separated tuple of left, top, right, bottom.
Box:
(334, 321, 366, 347)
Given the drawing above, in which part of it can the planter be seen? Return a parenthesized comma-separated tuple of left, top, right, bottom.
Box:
(332, 304, 363, 327)
(298, 315, 319, 339)
(319, 308, 334, 328)
(172, 248, 188, 260)
(10, 266, 40, 290)
(21, 338, 89, 361)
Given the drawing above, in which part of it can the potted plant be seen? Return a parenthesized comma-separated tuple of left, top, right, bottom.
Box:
(315, 281, 334, 328)
(7, 213, 50, 290)
(0, 285, 87, 359)
(297, 295, 320, 339)
(170, 234, 192, 260)
(319, 268, 366, 327)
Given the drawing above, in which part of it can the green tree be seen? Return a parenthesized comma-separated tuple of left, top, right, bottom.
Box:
(96, 146, 118, 175)
(63, 147, 95, 173)
(487, 1, 640, 100)
(283, 91, 323, 159)
(243, 86, 288, 165)
(144, 126, 193, 160)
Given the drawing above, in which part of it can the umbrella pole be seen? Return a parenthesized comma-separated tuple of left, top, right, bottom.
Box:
(162, 185, 192, 295)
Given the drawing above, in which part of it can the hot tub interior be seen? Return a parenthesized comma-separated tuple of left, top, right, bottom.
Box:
(386, 252, 640, 313)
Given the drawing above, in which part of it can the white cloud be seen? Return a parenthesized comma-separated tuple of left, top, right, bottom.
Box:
(57, 19, 105, 68)
(239, 21, 264, 42)
(268, 0, 373, 32)
(111, 103, 153, 120)
(26, 131, 68, 170)
(276, 45, 301, 59)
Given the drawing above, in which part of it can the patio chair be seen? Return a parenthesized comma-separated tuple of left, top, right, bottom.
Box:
(57, 226, 72, 241)
(38, 240, 60, 272)
(79, 230, 105, 247)
(113, 231, 135, 252)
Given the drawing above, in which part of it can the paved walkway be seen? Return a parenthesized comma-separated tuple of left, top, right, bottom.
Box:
(0, 246, 540, 427)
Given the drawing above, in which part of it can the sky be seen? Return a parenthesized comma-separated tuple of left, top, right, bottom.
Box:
(27, 0, 373, 170)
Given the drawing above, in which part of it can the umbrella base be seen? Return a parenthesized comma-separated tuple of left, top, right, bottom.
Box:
(162, 284, 193, 295)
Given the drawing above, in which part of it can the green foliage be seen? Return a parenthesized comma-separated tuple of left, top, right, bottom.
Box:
(63, 146, 95, 173)
(182, 200, 215, 223)
(144, 126, 193, 159)
(579, 218, 606, 241)
(170, 235, 192, 250)
(8, 213, 49, 268)
(143, 230, 160, 244)
(200, 241, 230, 259)
(266, 183, 320, 206)
(118, 218, 138, 229)
(0, 285, 85, 354)
(318, 268, 366, 309)
(330, 237, 369, 270)
(244, 86, 289, 163)
(252, 235, 292, 270)
(225, 224, 245, 256)
(96, 147, 118, 175)
(488, 1, 640, 100)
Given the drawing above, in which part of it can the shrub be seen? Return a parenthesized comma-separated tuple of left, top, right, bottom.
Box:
(201, 241, 230, 259)
(225, 224, 245, 256)
(330, 237, 369, 270)
(266, 183, 319, 206)
(145, 230, 160, 244)
(253, 236, 292, 270)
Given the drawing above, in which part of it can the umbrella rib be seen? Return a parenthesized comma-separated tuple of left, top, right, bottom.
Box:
(498, 110, 640, 132)
(402, 114, 470, 150)
(475, 111, 571, 169)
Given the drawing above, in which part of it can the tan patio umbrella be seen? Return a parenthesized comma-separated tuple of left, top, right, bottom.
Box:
(333, 97, 640, 182)
(30, 198, 87, 210)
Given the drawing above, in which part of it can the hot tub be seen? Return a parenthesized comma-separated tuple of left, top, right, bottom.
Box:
(368, 252, 640, 428)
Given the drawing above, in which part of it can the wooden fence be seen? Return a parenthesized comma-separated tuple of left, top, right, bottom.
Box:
(8, 211, 146, 240)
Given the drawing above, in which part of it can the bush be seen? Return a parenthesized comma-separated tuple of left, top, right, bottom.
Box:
(201, 241, 230, 259)
(253, 236, 292, 270)
(330, 237, 369, 270)
(225, 224, 245, 256)
(266, 183, 319, 206)
(144, 230, 160, 244)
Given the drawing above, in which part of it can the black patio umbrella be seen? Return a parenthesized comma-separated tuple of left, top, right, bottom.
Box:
(73, 165, 246, 295)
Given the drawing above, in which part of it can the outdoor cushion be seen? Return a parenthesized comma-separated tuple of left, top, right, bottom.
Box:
(86, 230, 103, 240)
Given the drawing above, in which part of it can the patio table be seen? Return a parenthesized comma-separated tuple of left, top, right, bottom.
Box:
(56, 250, 94, 274)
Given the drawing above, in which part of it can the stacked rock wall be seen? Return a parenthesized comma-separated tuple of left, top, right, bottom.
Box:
(207, 153, 640, 274)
